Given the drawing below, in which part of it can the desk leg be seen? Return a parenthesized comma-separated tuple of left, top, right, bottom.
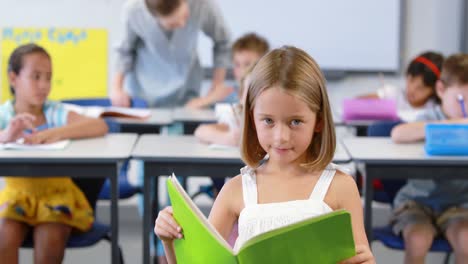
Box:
(152, 175, 160, 264)
(364, 164, 374, 241)
(111, 170, 120, 264)
(143, 172, 152, 264)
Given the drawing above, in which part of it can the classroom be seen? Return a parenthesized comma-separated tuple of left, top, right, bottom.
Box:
(0, 0, 467, 263)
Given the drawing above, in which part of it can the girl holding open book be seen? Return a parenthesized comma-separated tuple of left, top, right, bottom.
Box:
(0, 43, 108, 264)
(155, 46, 375, 263)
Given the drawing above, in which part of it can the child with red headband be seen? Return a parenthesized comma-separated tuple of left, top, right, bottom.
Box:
(360, 51, 444, 121)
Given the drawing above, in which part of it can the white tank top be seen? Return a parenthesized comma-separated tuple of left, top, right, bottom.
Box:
(233, 164, 338, 252)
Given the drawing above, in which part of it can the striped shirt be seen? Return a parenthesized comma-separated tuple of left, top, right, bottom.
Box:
(0, 100, 69, 130)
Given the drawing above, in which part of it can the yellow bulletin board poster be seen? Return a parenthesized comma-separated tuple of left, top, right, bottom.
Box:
(1, 28, 107, 102)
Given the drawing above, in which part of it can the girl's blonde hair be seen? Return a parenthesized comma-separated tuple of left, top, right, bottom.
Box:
(240, 46, 336, 170)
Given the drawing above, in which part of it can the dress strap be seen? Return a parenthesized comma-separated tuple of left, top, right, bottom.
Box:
(309, 164, 337, 201)
(240, 166, 258, 206)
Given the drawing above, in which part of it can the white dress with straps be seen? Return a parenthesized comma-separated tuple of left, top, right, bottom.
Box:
(233, 164, 338, 252)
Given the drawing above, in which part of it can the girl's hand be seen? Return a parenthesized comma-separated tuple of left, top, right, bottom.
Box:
(154, 206, 183, 242)
(23, 129, 62, 144)
(339, 244, 375, 264)
(1, 113, 36, 143)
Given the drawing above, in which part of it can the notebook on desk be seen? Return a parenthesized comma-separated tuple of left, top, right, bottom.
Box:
(64, 104, 151, 119)
(0, 139, 70, 150)
(342, 98, 399, 121)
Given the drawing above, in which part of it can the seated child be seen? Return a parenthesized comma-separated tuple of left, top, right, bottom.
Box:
(195, 33, 269, 194)
(360, 51, 444, 121)
(0, 43, 108, 264)
(194, 68, 251, 146)
(391, 53, 468, 264)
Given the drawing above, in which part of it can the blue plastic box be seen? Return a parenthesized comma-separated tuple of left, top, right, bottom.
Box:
(425, 124, 468, 155)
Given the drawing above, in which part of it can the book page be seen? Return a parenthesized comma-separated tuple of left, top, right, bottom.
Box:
(63, 104, 151, 119)
(100, 107, 151, 119)
(0, 139, 71, 150)
(170, 175, 233, 252)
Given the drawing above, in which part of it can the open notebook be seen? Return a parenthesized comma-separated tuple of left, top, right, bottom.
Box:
(167, 174, 356, 264)
(64, 104, 151, 119)
(0, 139, 70, 150)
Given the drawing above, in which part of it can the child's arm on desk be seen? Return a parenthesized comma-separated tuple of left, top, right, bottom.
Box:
(356, 93, 379, 99)
(0, 113, 36, 143)
(23, 112, 108, 144)
(391, 121, 427, 143)
(194, 123, 240, 146)
(391, 118, 468, 143)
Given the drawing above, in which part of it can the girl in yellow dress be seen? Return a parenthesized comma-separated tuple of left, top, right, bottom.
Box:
(0, 43, 108, 264)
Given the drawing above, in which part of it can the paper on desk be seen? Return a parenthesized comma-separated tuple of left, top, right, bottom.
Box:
(0, 139, 71, 150)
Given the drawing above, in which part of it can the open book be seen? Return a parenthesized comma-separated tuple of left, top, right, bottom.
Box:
(64, 104, 151, 119)
(0, 139, 70, 150)
(167, 175, 356, 264)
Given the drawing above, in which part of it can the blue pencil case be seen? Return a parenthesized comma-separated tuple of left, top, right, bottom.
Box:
(425, 124, 468, 155)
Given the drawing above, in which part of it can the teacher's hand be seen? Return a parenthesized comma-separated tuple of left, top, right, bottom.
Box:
(111, 88, 131, 107)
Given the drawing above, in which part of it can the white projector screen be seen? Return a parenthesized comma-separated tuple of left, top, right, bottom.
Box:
(198, 0, 402, 72)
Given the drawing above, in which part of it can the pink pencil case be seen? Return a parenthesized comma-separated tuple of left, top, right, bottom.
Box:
(342, 98, 398, 121)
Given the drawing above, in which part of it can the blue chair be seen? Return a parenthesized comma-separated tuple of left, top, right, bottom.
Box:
(367, 121, 452, 264)
(62, 97, 146, 200)
(367, 120, 407, 203)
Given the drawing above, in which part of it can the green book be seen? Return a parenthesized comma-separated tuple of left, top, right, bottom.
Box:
(167, 174, 356, 264)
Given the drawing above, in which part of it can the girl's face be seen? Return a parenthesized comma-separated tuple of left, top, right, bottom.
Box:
(253, 86, 317, 166)
(9, 52, 51, 107)
(437, 82, 468, 119)
(405, 75, 434, 108)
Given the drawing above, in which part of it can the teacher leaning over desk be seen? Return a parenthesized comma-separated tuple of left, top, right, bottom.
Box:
(111, 0, 231, 108)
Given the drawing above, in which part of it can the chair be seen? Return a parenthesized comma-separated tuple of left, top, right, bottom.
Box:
(367, 121, 452, 264)
(21, 155, 125, 263)
(367, 120, 406, 203)
(62, 97, 146, 200)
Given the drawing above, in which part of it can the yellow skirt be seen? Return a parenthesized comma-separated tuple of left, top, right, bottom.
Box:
(0, 177, 94, 232)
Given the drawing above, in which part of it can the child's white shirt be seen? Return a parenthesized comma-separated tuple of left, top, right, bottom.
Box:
(214, 103, 240, 130)
(233, 164, 339, 252)
(376, 84, 437, 122)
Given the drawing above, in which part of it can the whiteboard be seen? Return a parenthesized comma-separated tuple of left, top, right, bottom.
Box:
(198, 0, 402, 72)
(0, 0, 402, 90)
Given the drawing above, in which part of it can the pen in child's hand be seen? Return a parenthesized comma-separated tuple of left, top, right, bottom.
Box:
(457, 94, 467, 118)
